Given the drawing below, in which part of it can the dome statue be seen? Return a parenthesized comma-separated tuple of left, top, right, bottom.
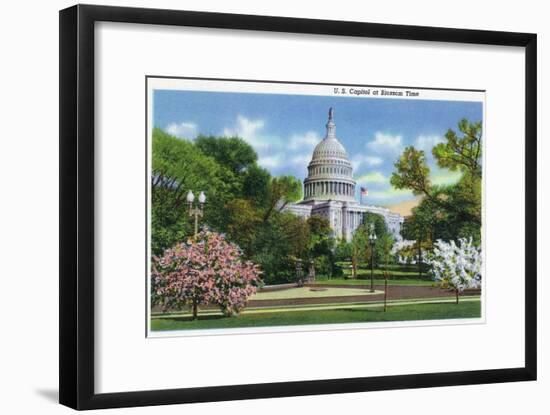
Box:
(303, 108, 356, 202)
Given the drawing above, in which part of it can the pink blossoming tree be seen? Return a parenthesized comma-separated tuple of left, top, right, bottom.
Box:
(152, 230, 261, 319)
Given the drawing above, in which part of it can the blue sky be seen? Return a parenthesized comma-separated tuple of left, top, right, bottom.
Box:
(153, 89, 483, 206)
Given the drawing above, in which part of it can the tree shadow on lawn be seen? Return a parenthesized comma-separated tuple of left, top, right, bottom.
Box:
(344, 307, 384, 313)
(169, 314, 226, 323)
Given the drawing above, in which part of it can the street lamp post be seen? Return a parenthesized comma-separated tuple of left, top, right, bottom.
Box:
(368, 223, 377, 293)
(186, 190, 206, 240)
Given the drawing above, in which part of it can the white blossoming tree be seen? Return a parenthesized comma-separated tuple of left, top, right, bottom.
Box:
(391, 240, 414, 265)
(427, 237, 482, 304)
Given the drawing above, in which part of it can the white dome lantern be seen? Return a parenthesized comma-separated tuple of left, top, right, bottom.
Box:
(303, 108, 356, 202)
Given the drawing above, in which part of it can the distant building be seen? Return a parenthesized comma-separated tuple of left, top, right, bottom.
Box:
(284, 108, 404, 242)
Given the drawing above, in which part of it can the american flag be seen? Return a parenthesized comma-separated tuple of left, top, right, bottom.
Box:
(360, 187, 368, 196)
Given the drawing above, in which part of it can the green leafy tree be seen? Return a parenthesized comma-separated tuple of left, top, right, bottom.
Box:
(334, 240, 353, 262)
(350, 226, 368, 278)
(363, 212, 394, 268)
(224, 198, 262, 254)
(242, 164, 271, 209)
(306, 216, 334, 256)
(263, 175, 302, 222)
(377, 233, 394, 269)
(401, 202, 434, 278)
(250, 213, 310, 284)
(151, 128, 230, 255)
(194, 135, 258, 175)
(305, 216, 336, 277)
(432, 119, 482, 178)
(391, 118, 482, 243)
(349, 213, 394, 278)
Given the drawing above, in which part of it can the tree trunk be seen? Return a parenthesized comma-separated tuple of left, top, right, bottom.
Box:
(455, 289, 459, 304)
(418, 240, 422, 279)
(192, 298, 198, 320)
(351, 256, 357, 279)
(384, 276, 388, 312)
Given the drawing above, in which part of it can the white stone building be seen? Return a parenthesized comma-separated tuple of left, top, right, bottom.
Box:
(284, 108, 404, 242)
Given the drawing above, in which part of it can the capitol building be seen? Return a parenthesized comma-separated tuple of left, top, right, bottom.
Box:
(284, 108, 404, 242)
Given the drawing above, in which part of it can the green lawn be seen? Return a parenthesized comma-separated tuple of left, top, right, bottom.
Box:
(341, 268, 429, 280)
(335, 262, 432, 281)
(151, 298, 481, 331)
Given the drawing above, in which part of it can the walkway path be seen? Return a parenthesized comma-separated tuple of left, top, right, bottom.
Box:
(247, 284, 479, 308)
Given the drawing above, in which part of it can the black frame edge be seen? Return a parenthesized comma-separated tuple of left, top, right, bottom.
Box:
(59, 5, 78, 409)
(524, 34, 537, 380)
(81, 368, 532, 410)
(78, 3, 534, 46)
(59, 4, 538, 410)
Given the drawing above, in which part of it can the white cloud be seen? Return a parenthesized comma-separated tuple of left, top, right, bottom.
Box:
(366, 132, 403, 154)
(166, 121, 198, 139)
(351, 154, 384, 171)
(367, 187, 414, 203)
(220, 116, 322, 174)
(258, 155, 283, 169)
(415, 134, 444, 153)
(288, 131, 320, 150)
(290, 154, 312, 167)
(355, 171, 387, 184)
(222, 115, 270, 149)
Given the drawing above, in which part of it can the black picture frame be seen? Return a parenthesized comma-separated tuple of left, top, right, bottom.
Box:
(59, 4, 537, 410)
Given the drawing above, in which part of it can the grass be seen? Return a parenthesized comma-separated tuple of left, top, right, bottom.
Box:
(335, 262, 432, 281)
(314, 277, 436, 287)
(150, 298, 481, 331)
(341, 268, 429, 280)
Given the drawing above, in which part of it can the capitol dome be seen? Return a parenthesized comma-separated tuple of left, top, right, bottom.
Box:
(303, 108, 356, 203)
(311, 131, 348, 160)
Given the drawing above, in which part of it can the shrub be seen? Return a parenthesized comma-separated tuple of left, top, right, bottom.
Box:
(426, 237, 482, 303)
(152, 230, 261, 318)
